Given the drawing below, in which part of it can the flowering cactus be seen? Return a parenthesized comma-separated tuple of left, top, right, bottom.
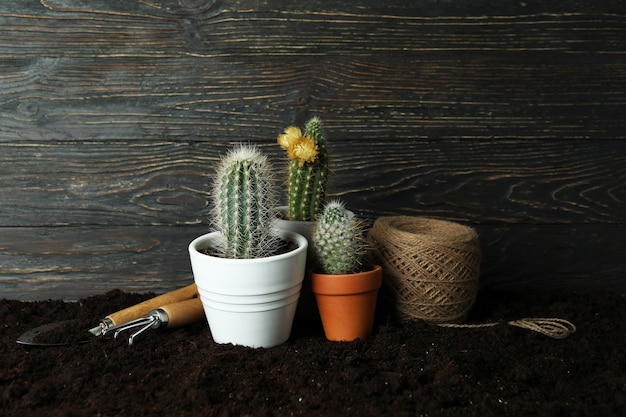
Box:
(277, 117, 329, 221)
(312, 201, 367, 275)
(211, 145, 280, 259)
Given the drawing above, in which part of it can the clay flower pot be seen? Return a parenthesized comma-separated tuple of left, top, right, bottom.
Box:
(310, 264, 383, 341)
(189, 229, 308, 348)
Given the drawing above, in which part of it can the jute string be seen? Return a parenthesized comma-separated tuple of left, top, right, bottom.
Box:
(368, 216, 576, 339)
(438, 318, 577, 339)
(368, 216, 481, 323)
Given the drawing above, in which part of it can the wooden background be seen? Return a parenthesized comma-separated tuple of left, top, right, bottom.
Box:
(1, 0, 624, 300)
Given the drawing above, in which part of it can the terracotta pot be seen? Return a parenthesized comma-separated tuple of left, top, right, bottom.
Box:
(310, 264, 383, 341)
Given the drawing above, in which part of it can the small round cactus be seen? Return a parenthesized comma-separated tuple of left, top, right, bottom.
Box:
(312, 201, 367, 275)
(277, 117, 329, 221)
(211, 145, 280, 259)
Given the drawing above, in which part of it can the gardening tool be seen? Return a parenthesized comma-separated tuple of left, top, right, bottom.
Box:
(17, 283, 201, 346)
(100, 297, 205, 345)
(89, 283, 199, 336)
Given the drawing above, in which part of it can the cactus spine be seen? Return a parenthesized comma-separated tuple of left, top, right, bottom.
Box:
(212, 145, 280, 259)
(312, 201, 366, 275)
(277, 117, 329, 221)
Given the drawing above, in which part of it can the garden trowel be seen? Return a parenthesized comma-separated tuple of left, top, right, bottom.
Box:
(16, 283, 204, 346)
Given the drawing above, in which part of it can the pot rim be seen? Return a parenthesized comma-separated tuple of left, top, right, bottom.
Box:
(310, 264, 382, 295)
(189, 229, 308, 265)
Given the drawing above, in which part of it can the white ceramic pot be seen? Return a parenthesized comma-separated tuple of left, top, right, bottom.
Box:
(273, 206, 321, 327)
(188, 229, 308, 348)
(273, 206, 315, 242)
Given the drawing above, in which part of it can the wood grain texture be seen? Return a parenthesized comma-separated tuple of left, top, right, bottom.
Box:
(1, 224, 624, 300)
(1, 140, 624, 226)
(0, 0, 625, 298)
(0, 1, 624, 142)
(1, 56, 622, 142)
(0, 226, 197, 300)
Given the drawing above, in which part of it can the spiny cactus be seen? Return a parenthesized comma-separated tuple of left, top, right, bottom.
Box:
(312, 201, 367, 275)
(277, 117, 329, 221)
(212, 145, 280, 259)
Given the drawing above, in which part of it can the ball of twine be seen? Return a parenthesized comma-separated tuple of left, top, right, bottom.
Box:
(368, 216, 481, 324)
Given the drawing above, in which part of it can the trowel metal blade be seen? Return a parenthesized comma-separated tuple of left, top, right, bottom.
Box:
(16, 320, 89, 346)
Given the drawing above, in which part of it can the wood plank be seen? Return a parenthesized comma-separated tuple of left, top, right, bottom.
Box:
(477, 225, 626, 296)
(2, 1, 624, 58)
(0, 3, 623, 142)
(0, 225, 197, 301)
(336, 139, 626, 224)
(1, 56, 622, 142)
(0, 224, 623, 300)
(1, 140, 624, 226)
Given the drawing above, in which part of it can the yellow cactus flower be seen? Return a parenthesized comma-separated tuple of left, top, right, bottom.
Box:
(290, 136, 319, 166)
(277, 126, 302, 150)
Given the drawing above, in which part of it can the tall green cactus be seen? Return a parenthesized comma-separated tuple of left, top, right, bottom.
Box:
(277, 117, 329, 221)
(312, 201, 366, 274)
(212, 145, 280, 259)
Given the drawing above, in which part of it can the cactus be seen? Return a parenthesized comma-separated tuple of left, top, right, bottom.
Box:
(211, 145, 280, 259)
(312, 201, 367, 275)
(277, 117, 329, 221)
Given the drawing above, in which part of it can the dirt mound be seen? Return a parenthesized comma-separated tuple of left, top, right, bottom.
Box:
(1, 288, 624, 416)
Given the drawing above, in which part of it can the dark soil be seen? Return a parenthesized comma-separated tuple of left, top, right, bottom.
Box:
(1, 287, 624, 417)
(198, 238, 299, 258)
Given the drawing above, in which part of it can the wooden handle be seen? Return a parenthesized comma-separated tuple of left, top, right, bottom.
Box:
(159, 298, 206, 328)
(106, 283, 197, 326)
